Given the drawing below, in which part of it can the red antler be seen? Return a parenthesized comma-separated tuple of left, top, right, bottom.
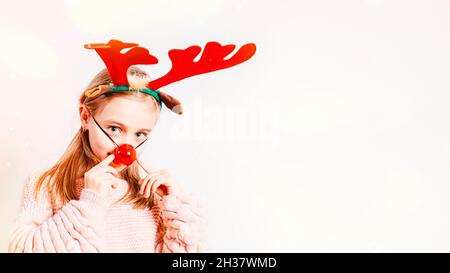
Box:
(146, 41, 257, 90)
(85, 39, 158, 86)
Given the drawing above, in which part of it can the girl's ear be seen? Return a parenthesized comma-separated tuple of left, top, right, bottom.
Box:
(79, 105, 90, 130)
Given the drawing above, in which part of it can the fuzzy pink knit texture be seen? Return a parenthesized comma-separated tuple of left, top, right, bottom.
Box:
(8, 172, 208, 253)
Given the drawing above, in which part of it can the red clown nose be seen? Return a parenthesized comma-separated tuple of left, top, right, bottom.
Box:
(113, 144, 136, 166)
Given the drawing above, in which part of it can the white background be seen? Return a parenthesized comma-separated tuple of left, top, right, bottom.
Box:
(1, 0, 450, 252)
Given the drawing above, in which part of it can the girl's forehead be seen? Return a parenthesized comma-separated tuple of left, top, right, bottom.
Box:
(95, 96, 159, 128)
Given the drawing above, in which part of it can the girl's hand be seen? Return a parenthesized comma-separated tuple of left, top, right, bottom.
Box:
(138, 167, 177, 200)
(84, 154, 119, 198)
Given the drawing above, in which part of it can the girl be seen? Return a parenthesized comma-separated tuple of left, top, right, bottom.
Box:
(8, 66, 207, 253)
(8, 39, 255, 253)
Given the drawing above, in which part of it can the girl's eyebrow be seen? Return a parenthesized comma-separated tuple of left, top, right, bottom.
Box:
(103, 120, 152, 132)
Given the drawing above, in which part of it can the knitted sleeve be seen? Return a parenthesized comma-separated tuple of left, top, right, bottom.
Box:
(152, 190, 208, 253)
(8, 173, 109, 253)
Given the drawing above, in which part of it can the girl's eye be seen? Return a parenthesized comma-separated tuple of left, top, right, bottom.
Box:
(136, 132, 147, 139)
(108, 126, 121, 134)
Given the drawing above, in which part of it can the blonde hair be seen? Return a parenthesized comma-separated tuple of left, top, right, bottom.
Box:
(35, 66, 161, 210)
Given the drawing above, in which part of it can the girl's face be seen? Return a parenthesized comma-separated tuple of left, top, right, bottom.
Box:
(80, 95, 160, 172)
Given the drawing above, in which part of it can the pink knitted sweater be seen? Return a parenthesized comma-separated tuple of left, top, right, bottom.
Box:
(8, 172, 207, 253)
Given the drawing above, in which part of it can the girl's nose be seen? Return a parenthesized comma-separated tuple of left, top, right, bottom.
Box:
(113, 144, 136, 166)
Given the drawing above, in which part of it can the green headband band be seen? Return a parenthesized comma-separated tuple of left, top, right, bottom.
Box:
(84, 84, 162, 108)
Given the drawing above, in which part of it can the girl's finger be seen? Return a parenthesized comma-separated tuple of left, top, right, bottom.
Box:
(139, 172, 159, 196)
(138, 175, 147, 185)
(150, 174, 172, 197)
(91, 154, 115, 171)
(150, 173, 171, 194)
(139, 171, 163, 195)
(100, 153, 115, 165)
(144, 173, 167, 198)
(149, 177, 163, 197)
(139, 174, 152, 194)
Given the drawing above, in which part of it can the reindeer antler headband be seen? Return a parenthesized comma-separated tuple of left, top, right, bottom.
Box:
(82, 39, 257, 115)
